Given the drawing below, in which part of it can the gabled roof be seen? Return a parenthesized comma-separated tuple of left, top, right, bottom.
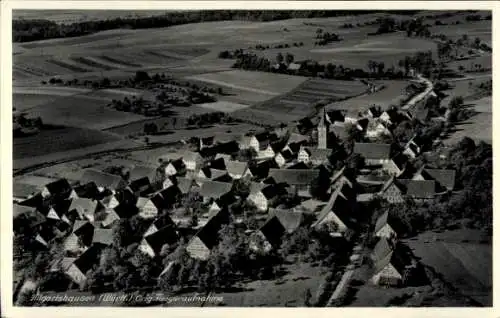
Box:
(374, 211, 389, 234)
(312, 187, 353, 228)
(268, 169, 320, 185)
(73, 244, 103, 275)
(113, 189, 137, 206)
(279, 149, 296, 161)
(44, 179, 72, 196)
(353, 143, 392, 160)
(192, 207, 230, 250)
(226, 161, 248, 176)
(286, 161, 309, 170)
(73, 182, 100, 199)
(168, 158, 185, 170)
(13, 182, 41, 199)
(48, 200, 72, 218)
(373, 243, 412, 275)
(13, 205, 46, 231)
(391, 152, 409, 171)
(301, 147, 331, 162)
(371, 237, 393, 263)
(198, 180, 233, 199)
(13, 203, 36, 218)
(144, 225, 178, 255)
(214, 153, 232, 162)
(129, 165, 157, 183)
(421, 169, 456, 191)
(270, 209, 304, 233)
(92, 228, 113, 246)
(261, 183, 287, 199)
(259, 216, 286, 248)
(81, 169, 125, 190)
(182, 151, 203, 163)
(128, 177, 151, 194)
(151, 214, 175, 230)
(287, 132, 309, 145)
(69, 197, 100, 217)
(176, 177, 194, 194)
(401, 179, 436, 198)
(114, 203, 138, 219)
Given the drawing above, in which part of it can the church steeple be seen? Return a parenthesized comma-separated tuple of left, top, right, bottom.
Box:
(318, 108, 328, 149)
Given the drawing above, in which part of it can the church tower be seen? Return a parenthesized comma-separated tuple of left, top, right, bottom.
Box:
(317, 108, 329, 149)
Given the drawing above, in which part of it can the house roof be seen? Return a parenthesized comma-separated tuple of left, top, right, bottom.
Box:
(397, 179, 436, 198)
(114, 203, 139, 219)
(49, 200, 72, 218)
(214, 153, 232, 163)
(279, 149, 296, 161)
(373, 242, 412, 275)
(73, 182, 99, 199)
(422, 169, 456, 191)
(193, 207, 230, 249)
(128, 177, 151, 194)
(45, 179, 72, 196)
(113, 189, 137, 206)
(312, 187, 353, 228)
(371, 237, 393, 263)
(13, 203, 36, 218)
(199, 180, 233, 199)
(13, 205, 46, 231)
(286, 161, 309, 170)
(152, 214, 175, 230)
(69, 197, 99, 217)
(300, 199, 326, 213)
(268, 169, 320, 185)
(353, 143, 392, 160)
(73, 245, 103, 275)
(302, 147, 331, 162)
(176, 177, 194, 194)
(270, 209, 304, 233)
(129, 165, 157, 183)
(182, 151, 203, 163)
(144, 225, 178, 255)
(226, 161, 248, 176)
(13, 182, 41, 199)
(92, 228, 113, 246)
(259, 215, 286, 248)
(287, 132, 309, 145)
(391, 152, 409, 171)
(81, 169, 125, 190)
(374, 211, 389, 234)
(168, 158, 185, 171)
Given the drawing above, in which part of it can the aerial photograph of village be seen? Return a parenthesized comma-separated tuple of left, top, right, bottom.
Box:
(11, 9, 492, 307)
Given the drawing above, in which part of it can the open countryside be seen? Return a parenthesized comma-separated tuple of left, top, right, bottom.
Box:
(11, 9, 492, 308)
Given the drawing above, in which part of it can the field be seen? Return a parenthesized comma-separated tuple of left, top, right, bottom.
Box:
(196, 101, 250, 113)
(430, 20, 492, 45)
(404, 230, 492, 306)
(325, 80, 409, 112)
(13, 126, 121, 159)
(14, 10, 172, 24)
(231, 78, 367, 125)
(27, 94, 147, 130)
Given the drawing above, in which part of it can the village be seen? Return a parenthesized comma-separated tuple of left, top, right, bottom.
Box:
(13, 66, 476, 307)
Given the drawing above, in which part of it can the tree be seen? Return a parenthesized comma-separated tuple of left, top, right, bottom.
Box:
(285, 53, 295, 65)
(474, 37, 481, 48)
(276, 52, 284, 64)
(448, 96, 464, 110)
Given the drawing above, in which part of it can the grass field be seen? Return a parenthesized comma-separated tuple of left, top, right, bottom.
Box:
(326, 80, 409, 112)
(404, 230, 492, 306)
(196, 101, 250, 113)
(27, 94, 147, 130)
(13, 126, 121, 159)
(13, 94, 64, 111)
(429, 20, 492, 45)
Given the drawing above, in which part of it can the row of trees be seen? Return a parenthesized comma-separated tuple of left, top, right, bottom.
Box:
(314, 29, 342, 45)
(13, 10, 386, 42)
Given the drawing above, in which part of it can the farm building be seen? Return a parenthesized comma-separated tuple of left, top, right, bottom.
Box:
(365, 121, 392, 140)
(164, 158, 186, 177)
(412, 168, 456, 191)
(311, 187, 355, 238)
(268, 168, 320, 198)
(139, 225, 178, 258)
(246, 182, 287, 212)
(274, 149, 296, 167)
(398, 179, 439, 201)
(353, 143, 392, 166)
(284, 132, 309, 153)
(370, 239, 416, 287)
(13, 204, 46, 234)
(128, 177, 152, 196)
(46, 200, 72, 224)
(297, 147, 331, 166)
(373, 211, 397, 243)
(143, 214, 175, 237)
(67, 245, 103, 287)
(136, 196, 164, 219)
(186, 208, 230, 260)
(225, 160, 252, 179)
(210, 153, 232, 170)
(41, 178, 73, 199)
(80, 169, 126, 192)
(249, 159, 280, 180)
(182, 151, 204, 172)
(106, 188, 137, 210)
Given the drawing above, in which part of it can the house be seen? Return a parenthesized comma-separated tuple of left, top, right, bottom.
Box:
(256, 144, 276, 160)
(59, 257, 87, 286)
(175, 177, 198, 195)
(329, 122, 349, 142)
(373, 211, 397, 242)
(13, 182, 41, 202)
(164, 158, 186, 177)
(239, 135, 260, 152)
(136, 196, 164, 219)
(68, 245, 103, 286)
(250, 215, 286, 253)
(73, 182, 100, 199)
(139, 225, 178, 258)
(365, 121, 392, 140)
(298, 147, 331, 166)
(284, 132, 309, 153)
(378, 177, 405, 204)
(106, 189, 137, 210)
(370, 239, 415, 287)
(101, 209, 121, 228)
(402, 136, 422, 159)
(156, 185, 182, 209)
(249, 159, 280, 180)
(68, 197, 103, 223)
(92, 228, 114, 247)
(383, 152, 409, 177)
(226, 160, 252, 179)
(353, 142, 392, 166)
(274, 149, 296, 167)
(270, 208, 304, 234)
(268, 168, 320, 198)
(143, 214, 175, 237)
(311, 187, 355, 238)
(46, 200, 72, 224)
(186, 208, 230, 260)
(182, 151, 204, 172)
(412, 168, 456, 191)
(197, 167, 227, 181)
(128, 165, 157, 185)
(73, 220, 95, 247)
(198, 180, 233, 204)
(247, 182, 287, 212)
(80, 169, 126, 192)
(210, 153, 232, 170)
(128, 177, 153, 196)
(41, 179, 73, 199)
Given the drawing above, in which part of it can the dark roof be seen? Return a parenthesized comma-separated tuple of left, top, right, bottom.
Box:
(169, 158, 185, 171)
(13, 205, 46, 232)
(268, 169, 319, 185)
(303, 147, 331, 162)
(404, 180, 436, 198)
(45, 179, 72, 196)
(373, 242, 413, 275)
(144, 225, 178, 255)
(128, 177, 151, 194)
(286, 161, 310, 170)
(158, 186, 181, 206)
(261, 183, 287, 199)
(113, 189, 137, 206)
(353, 143, 392, 160)
(391, 152, 409, 171)
(194, 207, 230, 249)
(279, 149, 296, 161)
(260, 216, 286, 248)
(249, 159, 279, 179)
(73, 182, 100, 199)
(48, 199, 72, 218)
(13, 182, 40, 199)
(270, 209, 304, 233)
(114, 203, 138, 219)
(421, 169, 456, 191)
(152, 214, 175, 230)
(81, 169, 125, 190)
(199, 180, 233, 199)
(73, 245, 103, 275)
(129, 165, 157, 183)
(313, 187, 354, 228)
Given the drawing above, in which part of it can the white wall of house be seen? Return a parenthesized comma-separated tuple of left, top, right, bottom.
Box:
(165, 164, 177, 176)
(298, 149, 310, 163)
(257, 145, 275, 160)
(41, 187, 51, 198)
(375, 224, 397, 240)
(143, 224, 158, 237)
(138, 200, 159, 219)
(66, 264, 87, 286)
(381, 184, 404, 204)
(275, 153, 286, 167)
(247, 191, 268, 212)
(370, 263, 402, 286)
(183, 159, 198, 172)
(163, 178, 174, 189)
(108, 196, 120, 210)
(383, 160, 403, 176)
(186, 236, 211, 260)
(138, 239, 156, 258)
